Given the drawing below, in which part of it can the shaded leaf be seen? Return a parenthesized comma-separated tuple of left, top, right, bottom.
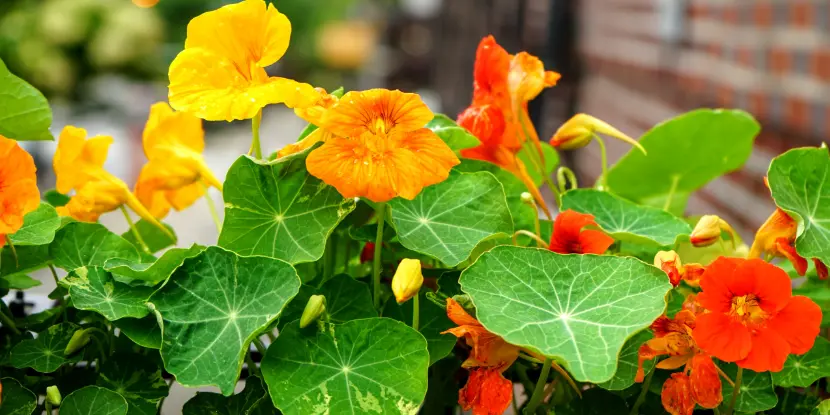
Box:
(104, 245, 205, 285)
(0, 58, 53, 141)
(0, 377, 37, 415)
(772, 336, 830, 388)
(10, 322, 82, 372)
(0, 274, 40, 290)
(425, 114, 480, 153)
(383, 290, 455, 365)
(720, 363, 777, 413)
(61, 386, 128, 415)
(50, 222, 141, 271)
(114, 316, 161, 349)
(97, 353, 169, 415)
(597, 329, 655, 390)
(0, 244, 49, 278)
(279, 274, 375, 329)
(8, 203, 61, 246)
(517, 141, 559, 187)
(183, 376, 275, 415)
(556, 387, 628, 415)
(62, 267, 152, 321)
(121, 220, 176, 254)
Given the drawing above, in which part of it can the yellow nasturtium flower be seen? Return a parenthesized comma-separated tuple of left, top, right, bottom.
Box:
(135, 102, 222, 218)
(551, 113, 646, 153)
(276, 88, 339, 158)
(168, 0, 321, 121)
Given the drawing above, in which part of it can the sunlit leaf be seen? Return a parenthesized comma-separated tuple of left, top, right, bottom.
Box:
(104, 245, 205, 285)
(261, 318, 429, 415)
(720, 363, 777, 412)
(0, 274, 40, 290)
(148, 246, 300, 395)
(50, 222, 141, 271)
(425, 114, 480, 153)
(62, 267, 153, 321)
(8, 203, 61, 246)
(383, 290, 455, 365)
(814, 399, 830, 415)
(0, 377, 37, 415)
(97, 353, 169, 415)
(10, 322, 83, 372)
(61, 386, 128, 415)
(390, 170, 513, 266)
(460, 246, 671, 382)
(772, 336, 830, 388)
(0, 58, 53, 141)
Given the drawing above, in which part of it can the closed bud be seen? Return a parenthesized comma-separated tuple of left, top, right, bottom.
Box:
(299, 295, 326, 328)
(551, 113, 647, 154)
(46, 385, 61, 406)
(654, 250, 682, 287)
(64, 328, 92, 356)
(520, 192, 533, 205)
(690, 215, 734, 247)
(392, 259, 423, 304)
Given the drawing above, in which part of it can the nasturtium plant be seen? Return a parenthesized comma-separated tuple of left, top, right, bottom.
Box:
(0, 2, 827, 414)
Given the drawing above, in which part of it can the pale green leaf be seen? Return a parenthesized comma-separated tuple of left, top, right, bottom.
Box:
(50, 222, 141, 271)
(517, 141, 559, 187)
(814, 400, 830, 415)
(261, 318, 429, 415)
(279, 274, 376, 329)
(97, 353, 169, 415)
(121, 220, 176, 254)
(0, 58, 53, 141)
(390, 170, 513, 266)
(772, 336, 830, 388)
(104, 245, 205, 285)
(459, 246, 671, 382)
(561, 189, 692, 246)
(0, 274, 41, 290)
(606, 109, 759, 213)
(62, 267, 153, 321)
(768, 147, 830, 266)
(0, 377, 37, 415)
(596, 329, 655, 390)
(10, 322, 83, 372)
(183, 376, 275, 415)
(148, 246, 300, 395)
(383, 290, 455, 365)
(720, 363, 777, 412)
(219, 153, 356, 264)
(8, 203, 60, 246)
(61, 386, 128, 415)
(425, 114, 480, 153)
(114, 316, 161, 349)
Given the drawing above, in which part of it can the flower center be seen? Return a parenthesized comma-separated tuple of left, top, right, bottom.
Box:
(729, 294, 768, 325)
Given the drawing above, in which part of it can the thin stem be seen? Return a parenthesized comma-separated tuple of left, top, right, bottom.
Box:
(713, 407, 721, 415)
(594, 134, 608, 188)
(630, 367, 654, 415)
(266, 331, 276, 342)
(412, 293, 420, 331)
(323, 235, 334, 280)
(343, 238, 352, 275)
(0, 305, 21, 335)
(120, 206, 150, 254)
(49, 264, 60, 286)
(252, 338, 267, 356)
(372, 203, 387, 309)
(714, 361, 735, 387)
(725, 367, 743, 415)
(45, 401, 52, 414)
(89, 334, 107, 369)
(524, 357, 553, 414)
(108, 325, 116, 355)
(663, 175, 680, 212)
(7, 240, 18, 267)
(245, 351, 259, 377)
(202, 183, 222, 233)
(251, 110, 263, 159)
(512, 230, 548, 248)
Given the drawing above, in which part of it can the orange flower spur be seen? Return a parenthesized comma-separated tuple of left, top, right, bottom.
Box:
(692, 257, 822, 372)
(305, 89, 459, 203)
(0, 135, 40, 247)
(749, 207, 828, 278)
(548, 210, 614, 255)
(168, 0, 320, 121)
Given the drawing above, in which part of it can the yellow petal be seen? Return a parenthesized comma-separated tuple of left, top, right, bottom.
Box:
(392, 258, 423, 304)
(143, 102, 204, 158)
(276, 128, 333, 158)
(320, 89, 433, 138)
(53, 126, 113, 194)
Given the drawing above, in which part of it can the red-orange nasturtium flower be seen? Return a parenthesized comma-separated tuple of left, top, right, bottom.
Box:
(548, 210, 614, 255)
(0, 135, 40, 247)
(654, 251, 706, 287)
(168, 0, 321, 121)
(692, 257, 822, 372)
(135, 102, 223, 218)
(636, 310, 723, 414)
(749, 208, 827, 279)
(304, 89, 460, 202)
(442, 298, 519, 415)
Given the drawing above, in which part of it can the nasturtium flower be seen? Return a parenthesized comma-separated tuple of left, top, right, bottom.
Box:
(550, 113, 645, 153)
(748, 207, 827, 278)
(692, 257, 822, 372)
(168, 0, 321, 121)
(654, 250, 706, 287)
(391, 258, 423, 304)
(548, 210, 614, 255)
(0, 135, 40, 247)
(276, 88, 339, 158)
(442, 298, 519, 415)
(690, 215, 735, 248)
(135, 102, 222, 218)
(305, 89, 460, 202)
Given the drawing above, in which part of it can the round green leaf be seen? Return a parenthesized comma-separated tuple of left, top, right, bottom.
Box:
(768, 147, 830, 266)
(596, 329, 655, 390)
(183, 376, 274, 415)
(97, 353, 169, 415)
(148, 246, 300, 395)
(0, 58, 53, 141)
(63, 267, 153, 320)
(10, 322, 83, 372)
(61, 386, 128, 415)
(219, 153, 356, 264)
(772, 336, 830, 388)
(104, 245, 205, 285)
(114, 316, 161, 349)
(8, 203, 60, 246)
(606, 109, 759, 213)
(425, 114, 480, 153)
(50, 222, 141, 271)
(459, 246, 671, 382)
(279, 274, 376, 329)
(0, 377, 37, 415)
(121, 220, 176, 254)
(561, 189, 692, 246)
(390, 170, 513, 266)
(382, 290, 455, 365)
(261, 318, 429, 415)
(719, 363, 777, 413)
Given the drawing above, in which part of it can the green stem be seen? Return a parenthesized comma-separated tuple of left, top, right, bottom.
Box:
(713, 407, 721, 415)
(90, 335, 107, 370)
(323, 235, 334, 280)
(251, 110, 263, 159)
(49, 264, 60, 286)
(245, 351, 259, 377)
(343, 238, 352, 275)
(202, 183, 222, 233)
(108, 325, 116, 355)
(252, 338, 267, 355)
(0, 305, 21, 335)
(372, 203, 387, 309)
(412, 293, 420, 331)
(120, 206, 150, 254)
(45, 401, 52, 414)
(524, 357, 552, 414)
(663, 175, 680, 212)
(725, 367, 743, 415)
(6, 240, 18, 267)
(266, 331, 276, 342)
(630, 367, 654, 415)
(594, 134, 608, 188)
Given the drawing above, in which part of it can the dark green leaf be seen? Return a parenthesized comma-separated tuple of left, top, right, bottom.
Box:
(62, 267, 153, 320)
(97, 353, 168, 415)
(61, 386, 128, 415)
(772, 336, 830, 387)
(8, 203, 60, 246)
(104, 245, 205, 285)
(50, 222, 141, 271)
(720, 363, 777, 412)
(114, 316, 161, 349)
(183, 376, 275, 415)
(0, 244, 49, 278)
(148, 246, 300, 395)
(10, 322, 82, 372)
(279, 274, 375, 329)
(556, 387, 628, 415)
(382, 290, 455, 365)
(0, 58, 53, 141)
(0, 377, 37, 415)
(597, 329, 655, 390)
(44, 189, 71, 207)
(121, 220, 176, 254)
(425, 114, 480, 152)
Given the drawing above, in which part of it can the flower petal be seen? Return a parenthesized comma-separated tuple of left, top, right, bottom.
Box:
(738, 258, 792, 314)
(577, 229, 615, 255)
(472, 36, 510, 100)
(696, 256, 743, 313)
(444, 298, 480, 327)
(396, 128, 460, 186)
(321, 89, 434, 138)
(457, 103, 505, 147)
(735, 326, 791, 372)
(662, 373, 695, 415)
(767, 295, 822, 355)
(53, 126, 113, 194)
(0, 136, 39, 235)
(143, 102, 205, 158)
(459, 368, 513, 415)
(689, 354, 722, 409)
(692, 312, 752, 362)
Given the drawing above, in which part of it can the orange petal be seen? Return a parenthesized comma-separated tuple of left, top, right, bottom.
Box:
(472, 36, 511, 99)
(508, 52, 552, 103)
(444, 298, 480, 327)
(775, 237, 809, 276)
(276, 128, 334, 158)
(689, 355, 722, 409)
(635, 343, 664, 383)
(735, 326, 791, 372)
(767, 295, 822, 355)
(457, 103, 505, 147)
(692, 312, 752, 362)
(657, 355, 691, 371)
(816, 259, 829, 280)
(0, 136, 39, 235)
(736, 258, 792, 314)
(662, 373, 695, 415)
(696, 257, 744, 313)
(459, 368, 513, 415)
(396, 128, 460, 186)
(320, 89, 434, 138)
(749, 208, 798, 258)
(578, 229, 615, 255)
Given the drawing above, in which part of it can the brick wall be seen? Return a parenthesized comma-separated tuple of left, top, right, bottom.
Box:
(574, 0, 830, 239)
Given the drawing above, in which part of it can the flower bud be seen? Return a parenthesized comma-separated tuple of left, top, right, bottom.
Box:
(550, 113, 646, 154)
(64, 328, 92, 356)
(690, 215, 734, 247)
(46, 385, 61, 406)
(520, 192, 533, 205)
(392, 259, 423, 304)
(132, 0, 160, 7)
(654, 250, 682, 287)
(299, 295, 326, 328)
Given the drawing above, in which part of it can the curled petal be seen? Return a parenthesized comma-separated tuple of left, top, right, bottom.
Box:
(689, 355, 722, 409)
(662, 373, 695, 415)
(775, 238, 808, 276)
(815, 259, 829, 280)
(320, 89, 434, 138)
(444, 298, 480, 327)
(749, 208, 798, 259)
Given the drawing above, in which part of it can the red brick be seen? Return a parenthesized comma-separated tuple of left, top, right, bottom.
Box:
(754, 2, 774, 27)
(708, 44, 722, 58)
(716, 85, 734, 107)
(737, 48, 753, 66)
(784, 97, 810, 132)
(748, 91, 769, 120)
(810, 49, 830, 81)
(689, 4, 709, 18)
(768, 48, 792, 74)
(791, 2, 814, 27)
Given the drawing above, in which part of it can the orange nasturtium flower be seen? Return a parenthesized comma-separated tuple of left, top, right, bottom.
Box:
(275, 88, 339, 158)
(692, 257, 822, 372)
(442, 298, 519, 415)
(0, 136, 40, 247)
(548, 210, 614, 255)
(636, 310, 723, 415)
(53, 126, 168, 233)
(304, 89, 460, 202)
(457, 36, 559, 217)
(168, 0, 320, 121)
(135, 102, 223, 218)
(654, 250, 706, 288)
(749, 207, 828, 278)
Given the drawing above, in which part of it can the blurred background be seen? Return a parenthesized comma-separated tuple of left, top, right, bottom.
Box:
(1, 0, 828, 410)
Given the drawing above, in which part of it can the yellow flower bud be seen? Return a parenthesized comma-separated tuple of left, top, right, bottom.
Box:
(392, 259, 423, 304)
(46, 385, 62, 406)
(551, 113, 646, 154)
(520, 192, 534, 205)
(299, 295, 326, 328)
(64, 328, 92, 356)
(690, 215, 734, 248)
